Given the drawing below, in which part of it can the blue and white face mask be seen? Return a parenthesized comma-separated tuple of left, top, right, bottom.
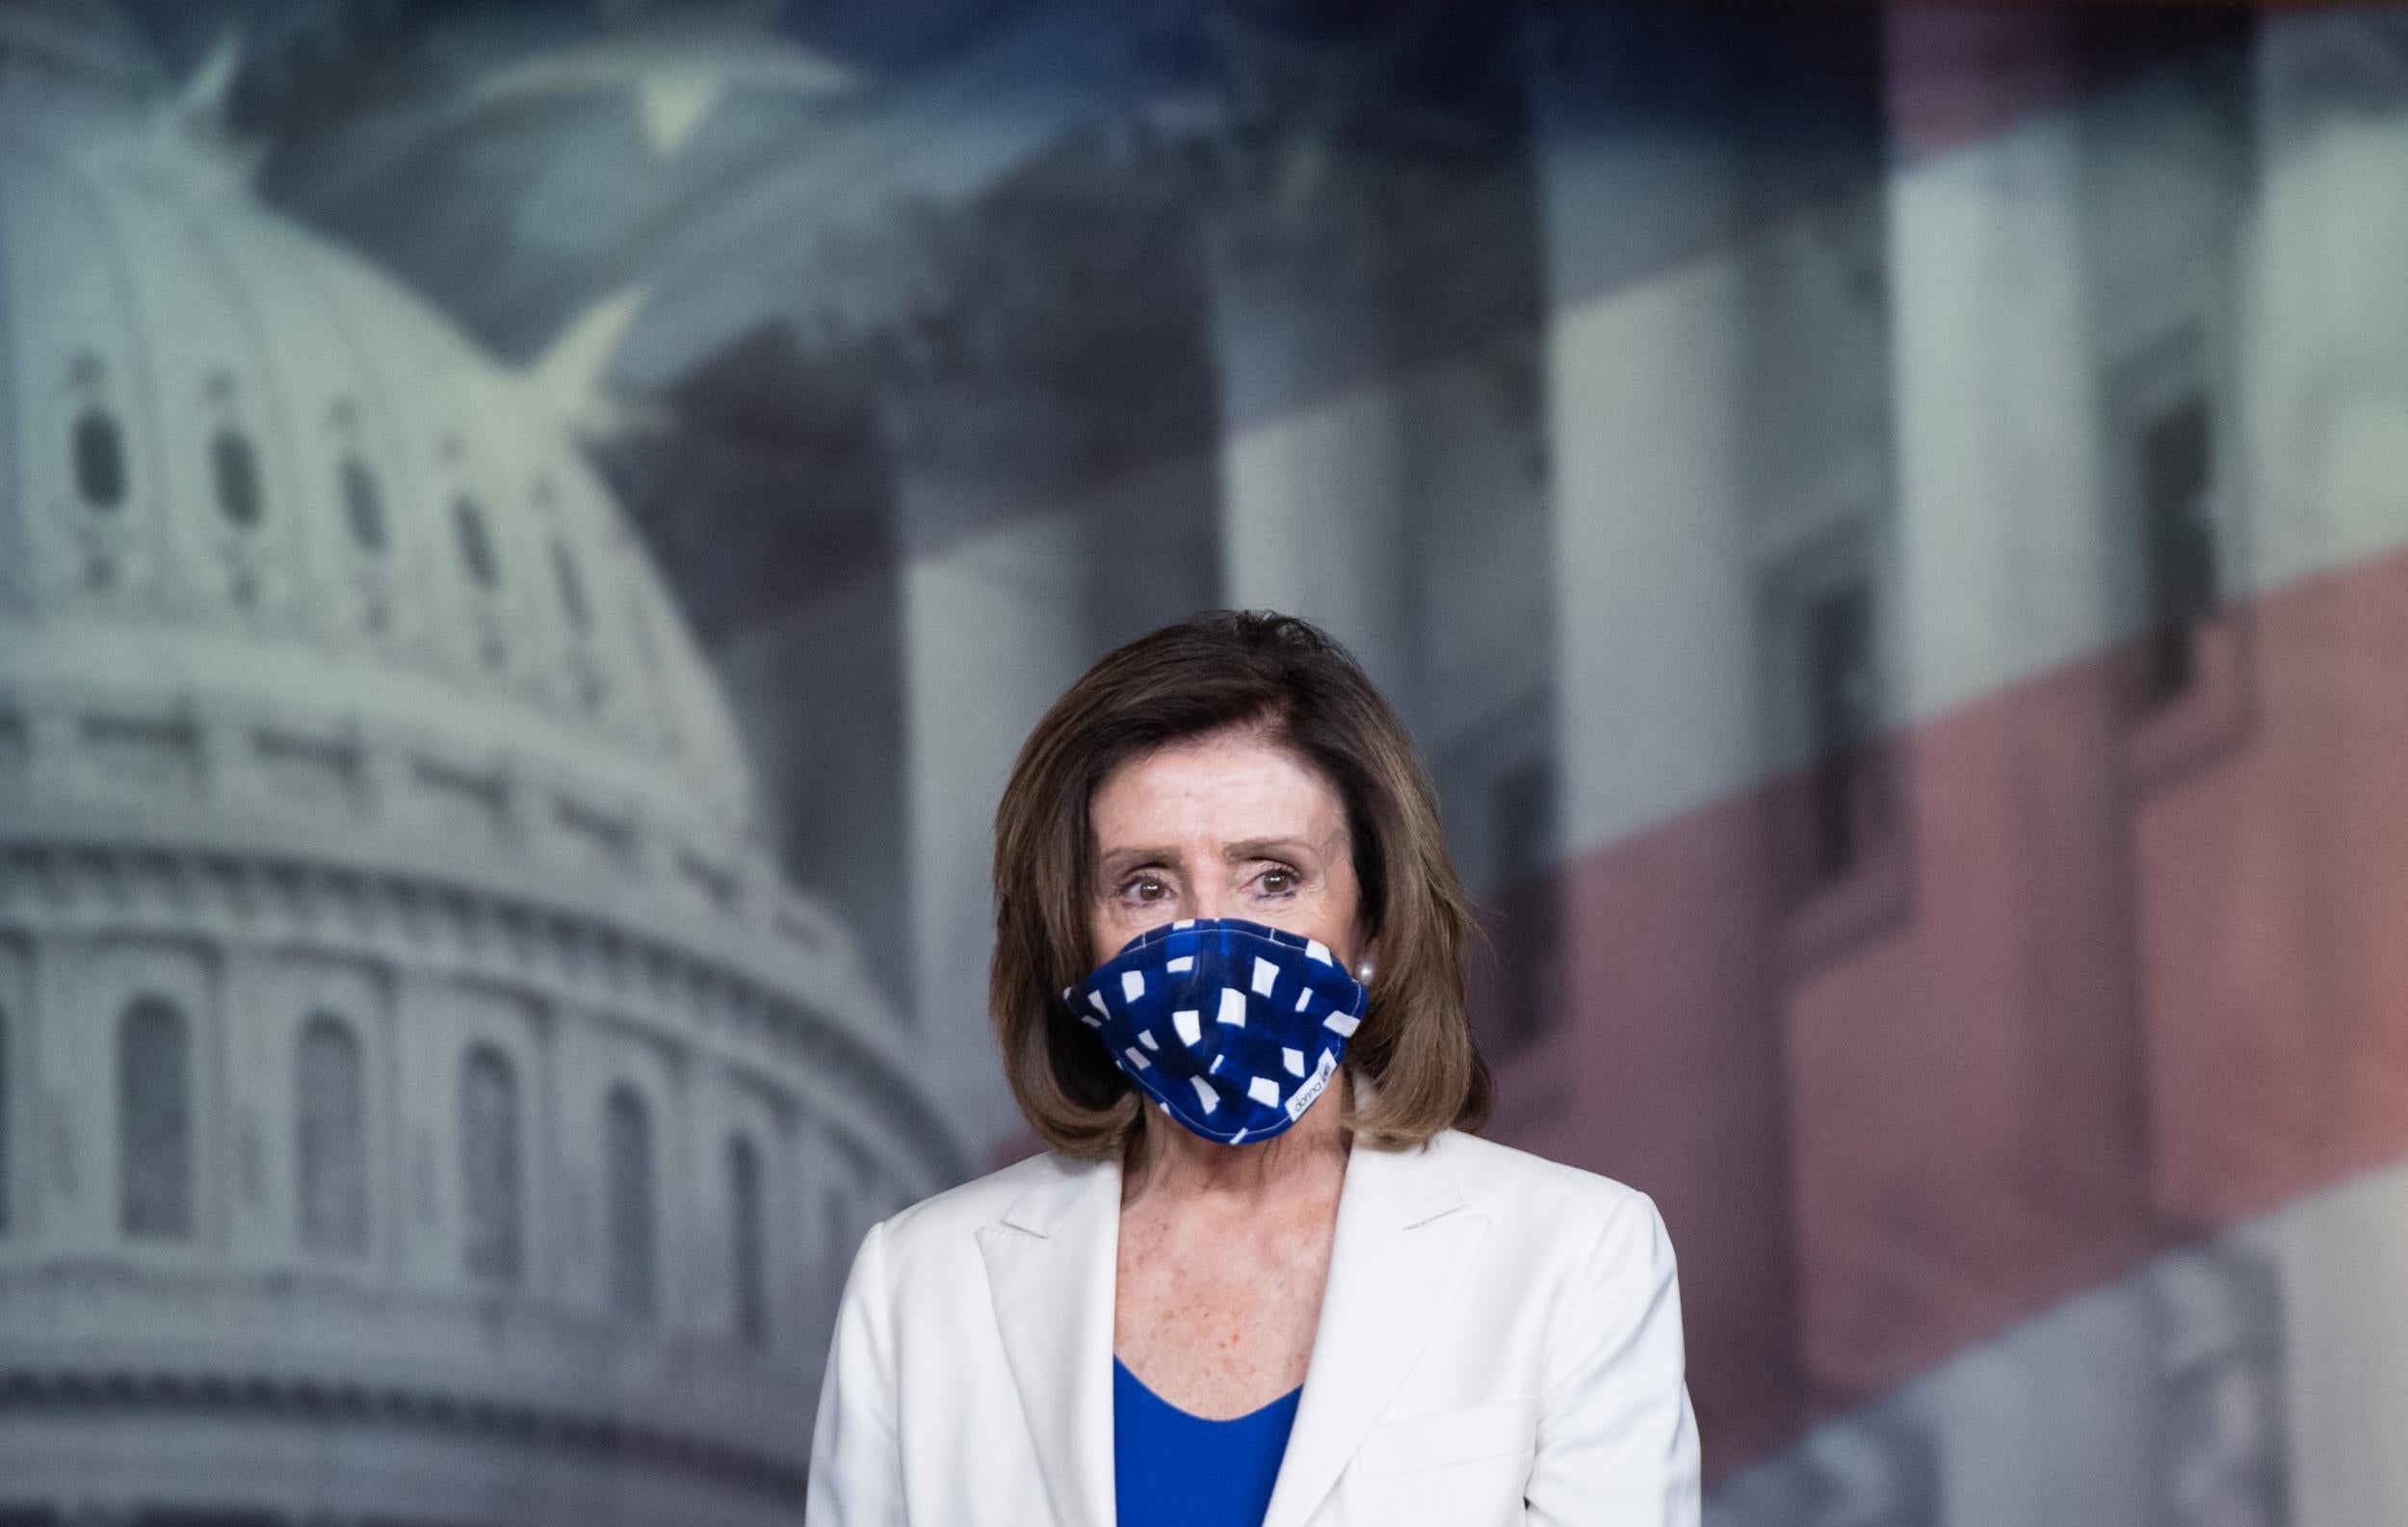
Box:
(1062, 917, 1367, 1145)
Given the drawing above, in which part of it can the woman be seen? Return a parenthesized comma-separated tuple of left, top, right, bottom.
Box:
(806, 611, 1699, 1527)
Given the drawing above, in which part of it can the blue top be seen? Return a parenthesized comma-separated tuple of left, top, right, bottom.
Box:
(1113, 1356, 1304, 1527)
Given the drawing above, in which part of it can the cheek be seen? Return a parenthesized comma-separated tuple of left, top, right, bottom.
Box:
(1309, 864, 1368, 965)
(1090, 902, 1154, 967)
(1258, 887, 1363, 967)
(1086, 908, 1119, 969)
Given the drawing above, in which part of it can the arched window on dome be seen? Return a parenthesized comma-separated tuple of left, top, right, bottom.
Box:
(460, 1044, 522, 1284)
(816, 1161, 858, 1308)
(552, 540, 591, 633)
(73, 408, 127, 511)
(727, 1133, 768, 1349)
(0, 1005, 12, 1236)
(454, 495, 501, 591)
(340, 456, 387, 555)
(212, 428, 264, 528)
(119, 996, 193, 1240)
(605, 1084, 657, 1319)
(296, 1014, 367, 1257)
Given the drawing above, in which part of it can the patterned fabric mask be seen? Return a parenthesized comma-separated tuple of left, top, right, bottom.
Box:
(1063, 916, 1367, 1145)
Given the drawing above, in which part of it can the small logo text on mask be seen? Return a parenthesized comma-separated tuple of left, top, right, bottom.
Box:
(1285, 1049, 1339, 1121)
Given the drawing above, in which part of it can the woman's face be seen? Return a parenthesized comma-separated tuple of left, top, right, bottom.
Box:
(1087, 725, 1369, 972)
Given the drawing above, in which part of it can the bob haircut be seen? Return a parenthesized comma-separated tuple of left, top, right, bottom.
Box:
(990, 608, 1492, 1158)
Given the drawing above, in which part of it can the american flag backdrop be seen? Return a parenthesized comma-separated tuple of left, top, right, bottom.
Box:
(0, 2, 2401, 1523)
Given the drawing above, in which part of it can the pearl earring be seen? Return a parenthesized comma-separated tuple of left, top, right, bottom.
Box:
(1353, 960, 1375, 984)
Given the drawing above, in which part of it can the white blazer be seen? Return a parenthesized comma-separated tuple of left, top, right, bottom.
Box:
(804, 1123, 1702, 1526)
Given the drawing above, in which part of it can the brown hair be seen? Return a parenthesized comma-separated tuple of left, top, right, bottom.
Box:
(990, 609, 1492, 1158)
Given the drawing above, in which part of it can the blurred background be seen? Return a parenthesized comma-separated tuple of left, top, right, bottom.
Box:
(0, 0, 2402, 1521)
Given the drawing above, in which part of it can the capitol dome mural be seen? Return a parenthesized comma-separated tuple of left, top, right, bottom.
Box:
(0, 7, 960, 1523)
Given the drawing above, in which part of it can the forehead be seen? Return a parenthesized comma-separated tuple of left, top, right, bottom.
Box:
(1089, 730, 1343, 842)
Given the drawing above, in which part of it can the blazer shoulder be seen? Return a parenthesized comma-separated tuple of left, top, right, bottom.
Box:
(1433, 1128, 1661, 1243)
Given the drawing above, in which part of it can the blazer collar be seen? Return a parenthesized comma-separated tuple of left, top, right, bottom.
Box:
(977, 1150, 1121, 1527)
(1261, 1132, 1485, 1527)
(975, 1116, 1485, 1527)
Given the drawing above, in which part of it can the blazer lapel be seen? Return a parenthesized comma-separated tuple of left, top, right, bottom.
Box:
(1261, 1134, 1487, 1527)
(976, 1152, 1122, 1527)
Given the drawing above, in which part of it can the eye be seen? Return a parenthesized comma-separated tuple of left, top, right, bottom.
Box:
(1120, 874, 1171, 904)
(1256, 865, 1298, 897)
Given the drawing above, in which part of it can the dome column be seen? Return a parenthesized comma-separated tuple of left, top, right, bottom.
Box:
(884, 397, 1097, 1156)
(874, 145, 1222, 1158)
(1194, 16, 1423, 718)
(1524, 7, 1824, 1461)
(1204, 197, 1416, 710)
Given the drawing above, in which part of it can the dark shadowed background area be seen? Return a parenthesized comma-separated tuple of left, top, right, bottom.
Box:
(0, 0, 2404, 1522)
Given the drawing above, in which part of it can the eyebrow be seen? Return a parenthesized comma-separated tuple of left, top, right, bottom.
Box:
(1097, 838, 1317, 873)
(1222, 837, 1316, 862)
